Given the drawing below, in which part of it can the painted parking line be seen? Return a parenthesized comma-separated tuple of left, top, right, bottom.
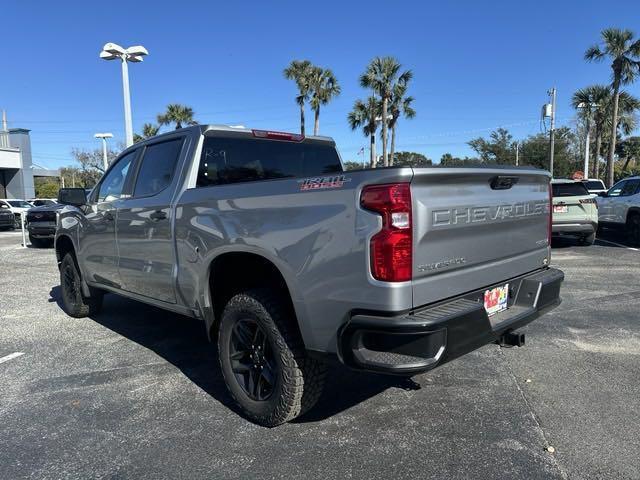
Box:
(0, 352, 25, 364)
(597, 238, 639, 252)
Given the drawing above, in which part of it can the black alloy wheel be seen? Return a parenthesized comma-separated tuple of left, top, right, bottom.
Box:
(229, 318, 276, 401)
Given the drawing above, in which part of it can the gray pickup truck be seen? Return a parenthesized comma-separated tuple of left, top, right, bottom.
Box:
(55, 125, 563, 426)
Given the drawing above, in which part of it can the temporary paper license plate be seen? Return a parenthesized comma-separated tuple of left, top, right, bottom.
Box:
(553, 205, 568, 213)
(484, 284, 509, 316)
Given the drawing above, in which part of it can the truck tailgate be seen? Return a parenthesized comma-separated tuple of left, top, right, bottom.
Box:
(411, 168, 550, 308)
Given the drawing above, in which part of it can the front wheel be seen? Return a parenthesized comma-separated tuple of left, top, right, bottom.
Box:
(626, 214, 640, 246)
(218, 289, 326, 427)
(60, 253, 103, 318)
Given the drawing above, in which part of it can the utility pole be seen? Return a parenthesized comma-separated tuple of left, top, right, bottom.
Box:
(515, 141, 519, 166)
(548, 87, 556, 177)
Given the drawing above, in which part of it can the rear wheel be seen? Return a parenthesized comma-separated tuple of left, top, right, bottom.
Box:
(579, 232, 596, 246)
(60, 253, 103, 318)
(626, 214, 640, 246)
(218, 289, 326, 427)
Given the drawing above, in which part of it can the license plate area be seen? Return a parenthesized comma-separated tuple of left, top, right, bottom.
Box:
(484, 283, 509, 316)
(553, 205, 568, 213)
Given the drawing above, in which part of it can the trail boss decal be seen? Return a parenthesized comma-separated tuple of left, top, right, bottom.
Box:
(298, 175, 351, 191)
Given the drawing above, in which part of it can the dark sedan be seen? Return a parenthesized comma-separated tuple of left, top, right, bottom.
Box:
(0, 208, 14, 230)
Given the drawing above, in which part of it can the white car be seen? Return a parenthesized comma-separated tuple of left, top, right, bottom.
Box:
(582, 179, 607, 195)
(596, 176, 640, 244)
(0, 199, 35, 228)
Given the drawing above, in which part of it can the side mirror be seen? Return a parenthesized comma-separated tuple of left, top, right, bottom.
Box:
(598, 191, 607, 197)
(58, 188, 87, 207)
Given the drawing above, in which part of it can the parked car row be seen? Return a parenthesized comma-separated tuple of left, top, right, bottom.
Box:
(551, 176, 640, 246)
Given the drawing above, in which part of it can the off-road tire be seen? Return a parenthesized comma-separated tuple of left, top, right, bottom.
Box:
(59, 253, 103, 318)
(218, 288, 327, 427)
(29, 234, 53, 248)
(626, 214, 640, 246)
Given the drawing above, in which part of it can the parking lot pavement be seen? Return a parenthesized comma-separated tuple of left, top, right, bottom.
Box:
(1, 230, 639, 480)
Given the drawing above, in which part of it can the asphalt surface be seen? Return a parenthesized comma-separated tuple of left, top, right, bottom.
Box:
(0, 228, 639, 479)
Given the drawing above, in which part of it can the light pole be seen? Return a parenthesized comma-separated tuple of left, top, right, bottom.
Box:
(94, 133, 114, 171)
(99, 43, 148, 147)
(577, 102, 598, 180)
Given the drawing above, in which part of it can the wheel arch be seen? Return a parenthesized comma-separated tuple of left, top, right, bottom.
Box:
(205, 251, 307, 348)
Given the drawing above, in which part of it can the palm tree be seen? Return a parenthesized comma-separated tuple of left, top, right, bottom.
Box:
(283, 60, 313, 136)
(388, 82, 416, 165)
(133, 123, 160, 143)
(157, 104, 197, 130)
(348, 97, 381, 167)
(585, 28, 640, 187)
(308, 67, 340, 135)
(360, 57, 412, 166)
(571, 85, 611, 178)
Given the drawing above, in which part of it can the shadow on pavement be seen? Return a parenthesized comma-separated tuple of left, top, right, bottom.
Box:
(49, 285, 415, 423)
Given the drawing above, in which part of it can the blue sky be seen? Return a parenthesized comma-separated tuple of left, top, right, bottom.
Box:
(2, 0, 640, 169)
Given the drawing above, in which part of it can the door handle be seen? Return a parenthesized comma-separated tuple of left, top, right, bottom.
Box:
(104, 211, 114, 221)
(150, 210, 167, 221)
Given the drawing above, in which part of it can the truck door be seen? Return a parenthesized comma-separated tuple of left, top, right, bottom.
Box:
(614, 179, 640, 223)
(115, 136, 186, 303)
(598, 180, 625, 223)
(81, 149, 138, 288)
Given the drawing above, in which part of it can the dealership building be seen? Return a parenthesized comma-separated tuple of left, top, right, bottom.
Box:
(0, 112, 60, 199)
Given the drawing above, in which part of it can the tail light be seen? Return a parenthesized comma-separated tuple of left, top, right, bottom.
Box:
(360, 183, 412, 282)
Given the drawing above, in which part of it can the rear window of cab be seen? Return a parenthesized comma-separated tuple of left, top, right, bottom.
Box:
(196, 136, 342, 187)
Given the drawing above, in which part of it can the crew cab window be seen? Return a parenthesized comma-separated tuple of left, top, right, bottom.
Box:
(196, 136, 342, 187)
(133, 138, 183, 197)
(98, 151, 136, 202)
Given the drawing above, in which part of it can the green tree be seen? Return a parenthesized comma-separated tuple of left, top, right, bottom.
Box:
(520, 127, 580, 177)
(392, 151, 431, 167)
(308, 67, 340, 136)
(343, 161, 364, 171)
(34, 179, 60, 198)
(157, 104, 197, 130)
(439, 153, 482, 166)
(133, 123, 160, 143)
(571, 85, 612, 178)
(348, 97, 381, 167)
(388, 82, 416, 165)
(360, 57, 412, 167)
(617, 136, 640, 173)
(468, 128, 515, 164)
(585, 28, 640, 187)
(284, 60, 313, 136)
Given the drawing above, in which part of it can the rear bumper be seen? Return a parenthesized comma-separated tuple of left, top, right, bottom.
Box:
(552, 221, 596, 235)
(338, 267, 564, 375)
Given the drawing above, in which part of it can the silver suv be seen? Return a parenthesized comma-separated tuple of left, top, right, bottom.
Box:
(596, 176, 640, 244)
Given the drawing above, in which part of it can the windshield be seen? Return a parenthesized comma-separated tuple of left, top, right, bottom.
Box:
(584, 180, 605, 190)
(7, 200, 33, 208)
(552, 183, 589, 197)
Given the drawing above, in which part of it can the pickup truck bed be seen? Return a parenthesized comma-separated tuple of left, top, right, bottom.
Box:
(54, 125, 562, 426)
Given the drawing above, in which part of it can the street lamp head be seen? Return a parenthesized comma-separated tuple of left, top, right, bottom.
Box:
(127, 55, 144, 63)
(94, 133, 114, 139)
(102, 42, 126, 55)
(99, 50, 120, 60)
(125, 45, 148, 57)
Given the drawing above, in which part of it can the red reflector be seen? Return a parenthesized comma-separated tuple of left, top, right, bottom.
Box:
(251, 129, 304, 142)
(361, 183, 412, 282)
